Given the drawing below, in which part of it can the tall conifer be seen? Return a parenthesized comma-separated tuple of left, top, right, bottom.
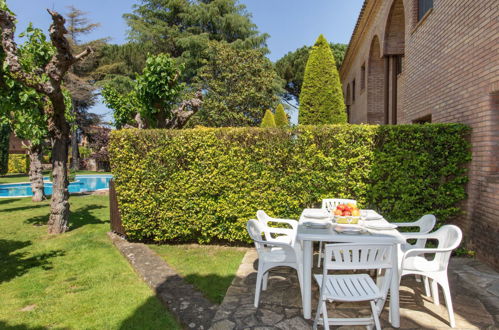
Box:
(299, 34, 346, 124)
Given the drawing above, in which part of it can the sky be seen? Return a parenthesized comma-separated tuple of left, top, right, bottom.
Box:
(8, 0, 364, 124)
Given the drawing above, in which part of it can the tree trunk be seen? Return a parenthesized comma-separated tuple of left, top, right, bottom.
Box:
(27, 142, 46, 202)
(71, 126, 79, 171)
(47, 134, 70, 233)
(47, 92, 71, 234)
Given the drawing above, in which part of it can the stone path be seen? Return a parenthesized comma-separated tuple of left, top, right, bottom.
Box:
(211, 250, 499, 330)
(108, 233, 218, 329)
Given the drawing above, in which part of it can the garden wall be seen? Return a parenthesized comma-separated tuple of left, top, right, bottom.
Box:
(109, 125, 470, 244)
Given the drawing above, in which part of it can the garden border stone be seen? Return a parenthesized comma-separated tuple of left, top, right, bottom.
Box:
(107, 232, 218, 329)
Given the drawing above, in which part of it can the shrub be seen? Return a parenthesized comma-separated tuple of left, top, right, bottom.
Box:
(8, 154, 29, 174)
(274, 104, 289, 128)
(109, 124, 470, 244)
(260, 110, 276, 128)
(299, 34, 346, 125)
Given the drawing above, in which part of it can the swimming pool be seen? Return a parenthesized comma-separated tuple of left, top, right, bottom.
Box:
(0, 174, 113, 198)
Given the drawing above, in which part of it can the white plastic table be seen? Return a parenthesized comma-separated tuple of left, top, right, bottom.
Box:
(297, 209, 405, 328)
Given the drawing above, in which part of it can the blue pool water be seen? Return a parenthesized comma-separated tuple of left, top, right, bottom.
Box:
(0, 175, 113, 198)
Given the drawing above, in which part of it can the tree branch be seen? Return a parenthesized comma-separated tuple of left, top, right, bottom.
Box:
(165, 90, 203, 129)
(0, 9, 51, 94)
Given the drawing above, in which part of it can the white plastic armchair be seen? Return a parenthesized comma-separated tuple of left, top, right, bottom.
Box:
(399, 225, 463, 328)
(318, 199, 357, 267)
(256, 210, 298, 246)
(246, 219, 303, 308)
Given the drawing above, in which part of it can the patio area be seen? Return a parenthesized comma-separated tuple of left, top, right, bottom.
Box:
(211, 250, 499, 329)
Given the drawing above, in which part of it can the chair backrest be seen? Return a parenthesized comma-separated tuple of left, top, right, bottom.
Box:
(432, 225, 463, 267)
(321, 198, 357, 211)
(323, 243, 393, 271)
(415, 214, 436, 234)
(413, 214, 437, 248)
(247, 219, 265, 250)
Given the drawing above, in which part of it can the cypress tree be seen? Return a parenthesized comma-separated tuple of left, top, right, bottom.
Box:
(260, 109, 276, 128)
(274, 104, 289, 128)
(299, 34, 346, 125)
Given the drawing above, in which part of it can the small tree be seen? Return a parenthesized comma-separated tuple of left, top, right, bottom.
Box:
(260, 109, 276, 128)
(299, 35, 346, 125)
(0, 4, 92, 233)
(274, 104, 289, 128)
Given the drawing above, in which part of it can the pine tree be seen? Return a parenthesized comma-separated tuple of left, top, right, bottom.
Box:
(274, 104, 289, 128)
(299, 34, 346, 125)
(260, 109, 276, 128)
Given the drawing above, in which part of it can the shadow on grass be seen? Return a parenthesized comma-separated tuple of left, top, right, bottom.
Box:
(0, 321, 47, 329)
(0, 198, 19, 206)
(183, 273, 235, 304)
(0, 239, 64, 284)
(118, 296, 180, 330)
(0, 204, 47, 213)
(24, 204, 107, 230)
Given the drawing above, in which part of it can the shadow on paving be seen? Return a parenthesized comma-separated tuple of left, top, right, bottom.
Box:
(212, 250, 498, 329)
(0, 238, 64, 284)
(0, 321, 47, 330)
(24, 204, 107, 230)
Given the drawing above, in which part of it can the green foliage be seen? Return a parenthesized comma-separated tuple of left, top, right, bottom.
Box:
(123, 0, 269, 82)
(135, 54, 184, 127)
(260, 110, 276, 128)
(0, 123, 9, 175)
(109, 124, 470, 244)
(276, 42, 347, 102)
(102, 53, 184, 128)
(274, 104, 289, 128)
(8, 154, 29, 174)
(192, 42, 281, 127)
(299, 35, 346, 125)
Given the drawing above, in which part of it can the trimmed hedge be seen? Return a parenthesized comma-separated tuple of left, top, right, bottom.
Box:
(8, 154, 29, 174)
(109, 124, 471, 244)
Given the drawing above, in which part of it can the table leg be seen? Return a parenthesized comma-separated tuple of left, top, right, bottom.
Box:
(390, 244, 400, 327)
(302, 240, 313, 319)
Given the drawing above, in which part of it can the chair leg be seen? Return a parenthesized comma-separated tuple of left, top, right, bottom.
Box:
(423, 276, 431, 297)
(262, 271, 269, 291)
(441, 277, 456, 328)
(370, 300, 381, 330)
(322, 301, 330, 330)
(313, 297, 323, 330)
(431, 279, 440, 305)
(318, 241, 323, 268)
(254, 263, 264, 308)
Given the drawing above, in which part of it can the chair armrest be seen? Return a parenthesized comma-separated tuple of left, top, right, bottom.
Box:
(396, 222, 420, 228)
(266, 218, 298, 230)
(253, 238, 298, 254)
(266, 227, 294, 236)
(403, 247, 454, 259)
(400, 232, 434, 240)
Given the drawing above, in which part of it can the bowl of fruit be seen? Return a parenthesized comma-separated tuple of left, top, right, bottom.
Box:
(333, 203, 361, 224)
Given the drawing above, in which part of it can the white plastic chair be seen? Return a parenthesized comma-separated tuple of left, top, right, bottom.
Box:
(246, 219, 303, 308)
(318, 199, 357, 267)
(395, 214, 437, 294)
(256, 210, 298, 245)
(399, 225, 463, 328)
(314, 243, 393, 330)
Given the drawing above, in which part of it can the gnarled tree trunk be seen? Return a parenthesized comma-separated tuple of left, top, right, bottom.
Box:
(0, 8, 91, 234)
(27, 142, 46, 202)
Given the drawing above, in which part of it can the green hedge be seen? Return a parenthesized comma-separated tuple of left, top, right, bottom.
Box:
(109, 124, 471, 244)
(8, 154, 29, 174)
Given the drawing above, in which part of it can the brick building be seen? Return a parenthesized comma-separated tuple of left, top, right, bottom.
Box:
(340, 0, 499, 269)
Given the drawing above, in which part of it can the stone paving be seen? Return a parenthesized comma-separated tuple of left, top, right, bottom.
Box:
(211, 249, 499, 330)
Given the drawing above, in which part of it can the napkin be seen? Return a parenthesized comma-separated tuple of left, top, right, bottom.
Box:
(303, 209, 330, 219)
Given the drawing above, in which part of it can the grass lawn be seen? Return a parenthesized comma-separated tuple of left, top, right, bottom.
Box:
(0, 170, 112, 184)
(150, 244, 247, 304)
(0, 195, 180, 329)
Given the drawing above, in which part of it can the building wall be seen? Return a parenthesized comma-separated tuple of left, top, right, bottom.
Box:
(341, 0, 499, 269)
(8, 133, 26, 154)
